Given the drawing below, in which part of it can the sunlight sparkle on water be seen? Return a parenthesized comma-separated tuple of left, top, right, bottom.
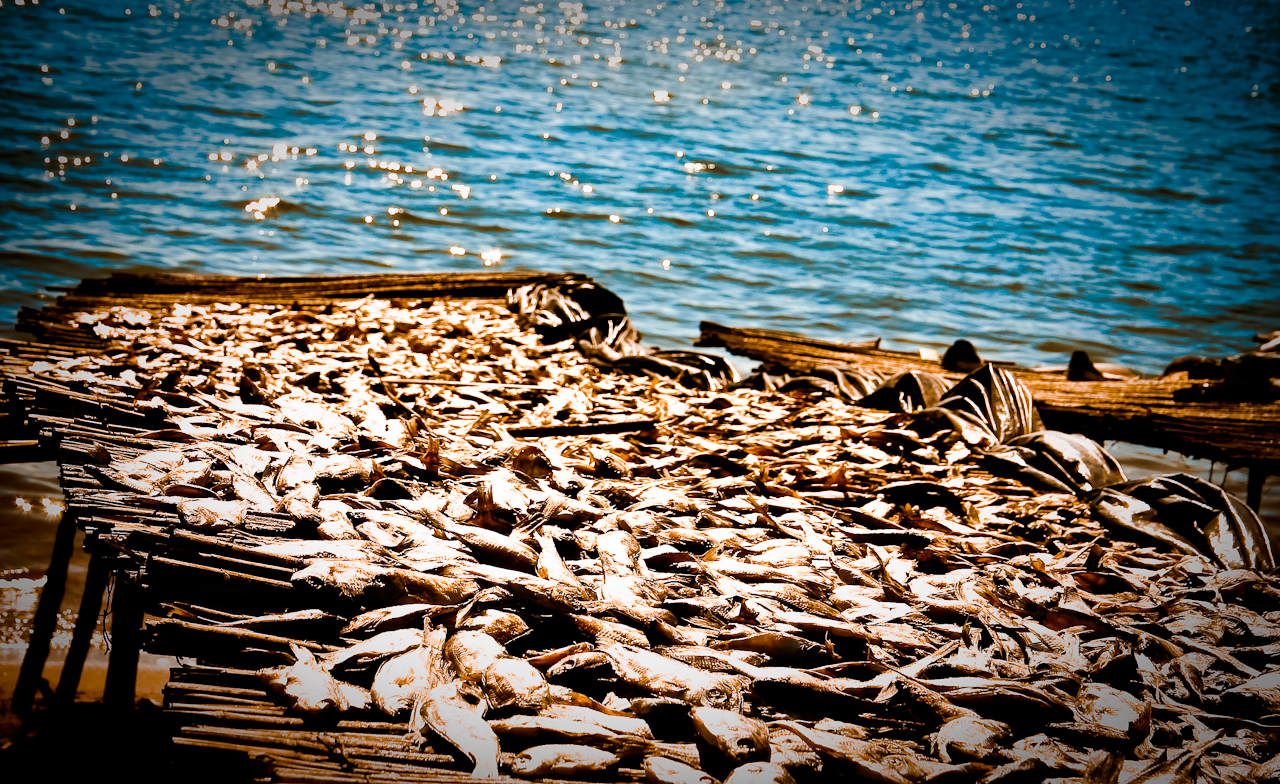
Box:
(2, 0, 1275, 380)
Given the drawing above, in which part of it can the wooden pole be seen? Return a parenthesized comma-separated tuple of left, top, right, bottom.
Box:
(11, 511, 78, 716)
(1248, 468, 1267, 514)
(102, 574, 144, 712)
(54, 554, 109, 707)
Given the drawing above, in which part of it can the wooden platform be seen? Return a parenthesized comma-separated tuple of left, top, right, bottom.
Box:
(5, 272, 1278, 784)
(697, 322, 1280, 479)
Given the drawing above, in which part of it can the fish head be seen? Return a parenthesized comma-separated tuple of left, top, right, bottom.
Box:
(482, 658, 550, 712)
(692, 706, 771, 762)
(688, 676, 745, 712)
(451, 680, 489, 714)
(509, 752, 544, 777)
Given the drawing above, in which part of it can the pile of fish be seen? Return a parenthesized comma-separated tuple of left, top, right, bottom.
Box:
(33, 286, 1280, 783)
(1160, 327, 1280, 403)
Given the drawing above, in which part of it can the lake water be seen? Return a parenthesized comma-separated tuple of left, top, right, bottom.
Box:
(3, 0, 1277, 366)
(0, 0, 1277, 685)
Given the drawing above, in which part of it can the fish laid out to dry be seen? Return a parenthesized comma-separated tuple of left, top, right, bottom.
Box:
(23, 283, 1279, 784)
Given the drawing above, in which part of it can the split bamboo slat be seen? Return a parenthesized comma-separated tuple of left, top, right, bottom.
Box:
(17, 271, 593, 345)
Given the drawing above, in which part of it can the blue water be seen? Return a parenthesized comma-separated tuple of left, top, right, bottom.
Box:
(1, 0, 1277, 371)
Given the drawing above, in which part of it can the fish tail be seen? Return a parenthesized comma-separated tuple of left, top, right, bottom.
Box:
(470, 755, 501, 779)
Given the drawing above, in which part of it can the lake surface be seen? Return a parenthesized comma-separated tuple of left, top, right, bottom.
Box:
(0, 0, 1278, 663)
(2, 0, 1277, 368)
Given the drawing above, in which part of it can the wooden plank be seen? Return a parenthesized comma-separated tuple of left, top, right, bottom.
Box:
(59, 270, 588, 302)
(15, 270, 597, 348)
(146, 618, 340, 653)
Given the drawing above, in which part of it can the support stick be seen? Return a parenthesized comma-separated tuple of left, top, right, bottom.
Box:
(103, 574, 144, 712)
(54, 554, 109, 707)
(1247, 469, 1267, 514)
(11, 511, 78, 716)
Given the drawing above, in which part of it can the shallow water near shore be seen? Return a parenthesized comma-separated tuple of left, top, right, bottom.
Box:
(0, 0, 1278, 680)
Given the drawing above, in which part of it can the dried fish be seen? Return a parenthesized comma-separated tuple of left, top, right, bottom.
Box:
(457, 609, 531, 643)
(176, 498, 249, 531)
(721, 762, 795, 784)
(446, 631, 509, 683)
(603, 644, 744, 710)
(773, 722, 910, 784)
(690, 707, 771, 769)
(31, 282, 1279, 784)
(488, 714, 618, 744)
(411, 681, 501, 778)
(537, 532, 594, 598)
(371, 626, 449, 716)
(933, 717, 1012, 763)
(510, 744, 621, 778)
(483, 657, 551, 712)
(572, 613, 651, 648)
(541, 703, 654, 738)
(646, 756, 721, 784)
(260, 644, 371, 715)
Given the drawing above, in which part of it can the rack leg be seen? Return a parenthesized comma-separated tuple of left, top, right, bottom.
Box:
(1247, 469, 1267, 514)
(11, 512, 78, 716)
(54, 554, 109, 707)
(102, 575, 144, 712)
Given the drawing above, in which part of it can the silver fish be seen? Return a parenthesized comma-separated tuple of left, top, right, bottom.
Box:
(645, 756, 720, 784)
(482, 657, 550, 712)
(411, 681, 500, 778)
(691, 707, 771, 766)
(602, 644, 743, 710)
(722, 762, 796, 784)
(510, 744, 620, 778)
(445, 631, 508, 683)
